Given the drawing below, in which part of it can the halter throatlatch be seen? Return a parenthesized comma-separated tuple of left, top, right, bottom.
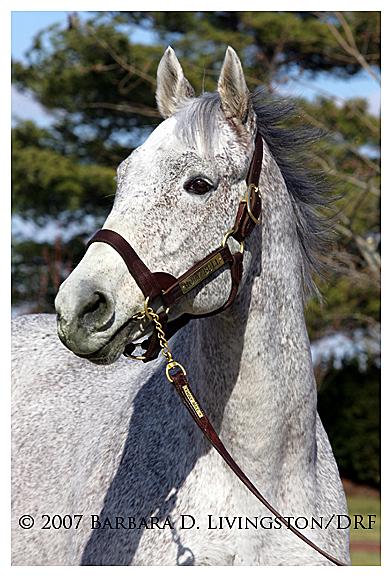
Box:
(86, 131, 346, 566)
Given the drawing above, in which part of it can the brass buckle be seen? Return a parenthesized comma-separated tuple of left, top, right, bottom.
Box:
(166, 361, 187, 383)
(241, 183, 262, 225)
(222, 227, 244, 254)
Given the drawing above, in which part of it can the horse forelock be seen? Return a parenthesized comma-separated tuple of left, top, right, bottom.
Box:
(174, 92, 224, 157)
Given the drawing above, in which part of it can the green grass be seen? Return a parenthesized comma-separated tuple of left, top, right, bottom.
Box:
(347, 494, 380, 566)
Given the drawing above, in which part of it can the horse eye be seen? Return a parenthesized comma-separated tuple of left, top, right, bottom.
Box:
(184, 178, 213, 195)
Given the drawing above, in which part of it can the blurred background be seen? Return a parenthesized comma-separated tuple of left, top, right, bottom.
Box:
(11, 11, 380, 565)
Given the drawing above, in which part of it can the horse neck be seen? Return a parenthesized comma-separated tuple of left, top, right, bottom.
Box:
(182, 144, 317, 481)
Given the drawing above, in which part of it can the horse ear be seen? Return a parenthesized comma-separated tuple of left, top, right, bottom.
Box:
(156, 46, 195, 118)
(217, 46, 250, 124)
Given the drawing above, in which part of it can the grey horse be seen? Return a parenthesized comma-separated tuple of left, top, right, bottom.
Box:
(12, 46, 350, 565)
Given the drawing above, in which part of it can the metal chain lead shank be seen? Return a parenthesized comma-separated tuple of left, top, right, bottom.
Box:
(143, 298, 186, 383)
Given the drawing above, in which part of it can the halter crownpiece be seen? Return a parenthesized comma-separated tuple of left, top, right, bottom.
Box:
(86, 130, 346, 566)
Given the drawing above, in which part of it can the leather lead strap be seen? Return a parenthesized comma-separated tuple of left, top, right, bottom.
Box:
(171, 371, 346, 567)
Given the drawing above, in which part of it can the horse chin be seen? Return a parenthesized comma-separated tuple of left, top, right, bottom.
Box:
(58, 317, 152, 366)
(79, 338, 126, 365)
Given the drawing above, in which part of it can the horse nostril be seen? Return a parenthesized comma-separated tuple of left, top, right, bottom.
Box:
(79, 291, 115, 331)
(81, 292, 106, 316)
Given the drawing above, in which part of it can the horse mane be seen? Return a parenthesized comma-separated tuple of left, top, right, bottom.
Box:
(175, 87, 334, 297)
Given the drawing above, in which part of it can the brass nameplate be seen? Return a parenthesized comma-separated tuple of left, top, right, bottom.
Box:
(179, 253, 224, 295)
(182, 385, 204, 418)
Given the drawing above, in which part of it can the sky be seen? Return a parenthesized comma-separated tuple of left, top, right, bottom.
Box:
(11, 10, 381, 127)
(12, 11, 79, 126)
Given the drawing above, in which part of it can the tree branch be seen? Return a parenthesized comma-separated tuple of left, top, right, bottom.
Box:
(84, 23, 157, 87)
(81, 101, 160, 118)
(315, 11, 380, 84)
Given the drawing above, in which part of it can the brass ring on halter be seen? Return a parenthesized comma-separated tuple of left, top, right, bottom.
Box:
(130, 309, 146, 322)
(166, 361, 187, 383)
(142, 296, 153, 320)
(246, 183, 262, 225)
(127, 305, 148, 360)
(143, 296, 170, 320)
(221, 227, 244, 254)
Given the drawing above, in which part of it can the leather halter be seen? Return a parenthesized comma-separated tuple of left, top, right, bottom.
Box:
(86, 131, 346, 566)
(88, 132, 263, 362)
